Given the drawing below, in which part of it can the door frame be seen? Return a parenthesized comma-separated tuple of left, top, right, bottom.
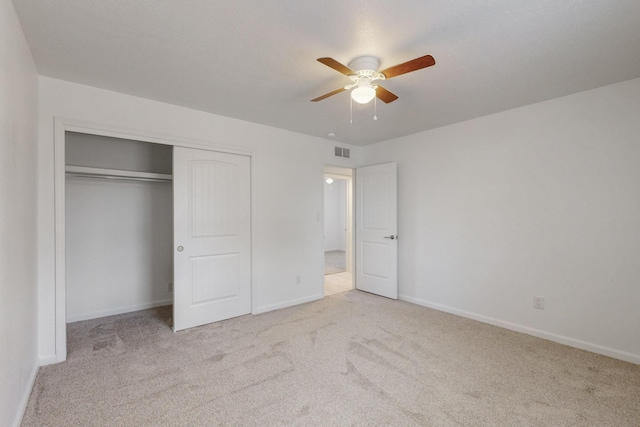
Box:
(322, 165, 354, 294)
(53, 117, 254, 362)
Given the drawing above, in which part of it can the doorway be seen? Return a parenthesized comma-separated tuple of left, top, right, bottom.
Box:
(65, 132, 174, 324)
(323, 166, 353, 296)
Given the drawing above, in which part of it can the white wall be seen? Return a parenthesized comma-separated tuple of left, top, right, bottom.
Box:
(37, 77, 359, 362)
(361, 77, 640, 364)
(324, 179, 346, 251)
(66, 132, 173, 173)
(0, 1, 39, 426)
(66, 178, 173, 321)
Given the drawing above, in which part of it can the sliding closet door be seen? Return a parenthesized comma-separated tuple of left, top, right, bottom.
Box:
(173, 147, 251, 331)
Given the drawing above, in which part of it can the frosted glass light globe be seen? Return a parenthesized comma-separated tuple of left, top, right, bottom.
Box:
(351, 86, 376, 104)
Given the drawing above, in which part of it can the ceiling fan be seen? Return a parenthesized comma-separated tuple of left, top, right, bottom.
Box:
(311, 54, 436, 104)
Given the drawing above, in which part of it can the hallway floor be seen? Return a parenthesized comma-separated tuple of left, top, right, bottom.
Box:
(324, 271, 352, 296)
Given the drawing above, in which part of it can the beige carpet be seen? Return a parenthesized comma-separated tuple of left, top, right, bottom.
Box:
(23, 291, 640, 426)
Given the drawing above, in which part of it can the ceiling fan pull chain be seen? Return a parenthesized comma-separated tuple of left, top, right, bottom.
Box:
(350, 97, 353, 124)
(374, 97, 378, 121)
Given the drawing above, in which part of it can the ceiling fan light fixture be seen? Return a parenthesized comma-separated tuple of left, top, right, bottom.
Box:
(312, 54, 435, 104)
(351, 85, 376, 104)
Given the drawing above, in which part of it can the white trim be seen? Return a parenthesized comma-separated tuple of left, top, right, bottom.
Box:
(66, 299, 173, 323)
(324, 248, 344, 253)
(39, 355, 57, 366)
(54, 119, 67, 362)
(55, 117, 253, 155)
(53, 117, 254, 363)
(320, 166, 326, 297)
(254, 294, 323, 315)
(399, 294, 640, 365)
(12, 361, 39, 427)
(250, 155, 257, 315)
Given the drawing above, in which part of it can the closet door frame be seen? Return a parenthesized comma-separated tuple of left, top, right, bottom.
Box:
(53, 117, 255, 363)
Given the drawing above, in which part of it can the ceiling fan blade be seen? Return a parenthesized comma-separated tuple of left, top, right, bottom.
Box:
(311, 87, 346, 102)
(380, 54, 436, 79)
(376, 86, 399, 103)
(317, 57, 354, 76)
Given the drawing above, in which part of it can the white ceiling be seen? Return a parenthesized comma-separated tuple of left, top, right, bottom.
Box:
(13, 1, 640, 146)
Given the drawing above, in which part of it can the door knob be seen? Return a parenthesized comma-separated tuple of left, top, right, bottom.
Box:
(384, 235, 398, 240)
(177, 246, 184, 252)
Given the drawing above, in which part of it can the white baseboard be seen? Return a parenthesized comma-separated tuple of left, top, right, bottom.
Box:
(12, 360, 39, 427)
(254, 294, 323, 315)
(324, 248, 345, 253)
(399, 294, 640, 366)
(66, 298, 173, 323)
(39, 354, 58, 366)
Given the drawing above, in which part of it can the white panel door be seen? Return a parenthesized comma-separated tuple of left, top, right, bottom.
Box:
(356, 162, 398, 299)
(173, 147, 251, 331)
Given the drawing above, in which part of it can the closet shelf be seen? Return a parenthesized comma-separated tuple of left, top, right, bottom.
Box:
(65, 165, 172, 182)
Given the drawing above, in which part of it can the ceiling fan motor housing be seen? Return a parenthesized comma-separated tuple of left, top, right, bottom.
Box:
(348, 56, 385, 81)
(348, 56, 379, 72)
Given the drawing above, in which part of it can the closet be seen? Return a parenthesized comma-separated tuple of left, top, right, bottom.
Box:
(65, 132, 174, 322)
(60, 128, 252, 341)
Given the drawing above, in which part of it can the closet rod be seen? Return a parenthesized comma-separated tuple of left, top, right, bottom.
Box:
(65, 172, 172, 183)
(65, 165, 173, 183)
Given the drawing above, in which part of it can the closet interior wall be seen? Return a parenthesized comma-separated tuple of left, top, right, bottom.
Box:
(65, 132, 174, 322)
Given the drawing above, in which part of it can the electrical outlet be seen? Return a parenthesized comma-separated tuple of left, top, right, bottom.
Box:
(534, 296, 545, 310)
(167, 282, 173, 293)
(295, 275, 302, 285)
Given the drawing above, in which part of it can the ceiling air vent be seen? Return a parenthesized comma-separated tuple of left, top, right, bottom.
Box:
(334, 147, 350, 159)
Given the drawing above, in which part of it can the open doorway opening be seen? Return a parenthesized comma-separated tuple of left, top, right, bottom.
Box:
(324, 166, 353, 296)
(63, 131, 174, 358)
(65, 132, 174, 324)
